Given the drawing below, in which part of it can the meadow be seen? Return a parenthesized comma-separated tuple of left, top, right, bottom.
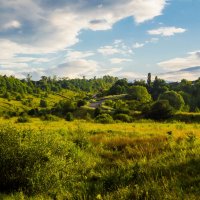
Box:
(0, 118, 199, 200)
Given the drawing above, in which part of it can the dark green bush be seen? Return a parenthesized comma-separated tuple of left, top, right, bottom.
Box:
(0, 126, 73, 195)
(145, 100, 175, 120)
(17, 115, 30, 123)
(16, 95, 22, 101)
(173, 113, 200, 122)
(94, 107, 102, 117)
(28, 108, 39, 116)
(41, 114, 60, 121)
(40, 99, 48, 108)
(114, 114, 132, 122)
(95, 113, 114, 124)
(77, 99, 87, 107)
(114, 108, 130, 115)
(66, 112, 74, 121)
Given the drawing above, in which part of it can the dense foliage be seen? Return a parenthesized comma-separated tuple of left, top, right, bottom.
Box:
(0, 74, 200, 122)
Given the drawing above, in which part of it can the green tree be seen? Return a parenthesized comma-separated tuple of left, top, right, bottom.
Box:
(128, 86, 152, 103)
(147, 73, 152, 88)
(151, 76, 168, 100)
(159, 91, 185, 111)
(145, 100, 175, 120)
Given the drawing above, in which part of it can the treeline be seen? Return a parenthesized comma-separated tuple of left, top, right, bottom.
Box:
(0, 73, 200, 122)
(0, 75, 118, 97)
(107, 74, 200, 112)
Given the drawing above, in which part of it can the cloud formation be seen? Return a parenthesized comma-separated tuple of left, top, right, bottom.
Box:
(159, 68, 200, 81)
(110, 58, 132, 64)
(133, 42, 145, 49)
(0, 0, 167, 78)
(148, 26, 186, 36)
(157, 51, 200, 81)
(158, 51, 200, 70)
(98, 40, 134, 56)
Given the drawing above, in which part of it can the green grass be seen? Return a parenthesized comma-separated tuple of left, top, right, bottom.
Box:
(0, 119, 199, 199)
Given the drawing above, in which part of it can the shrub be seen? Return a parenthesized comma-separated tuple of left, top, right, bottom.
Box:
(77, 99, 87, 107)
(66, 112, 74, 121)
(3, 92, 11, 100)
(94, 107, 102, 117)
(40, 99, 48, 108)
(16, 115, 30, 123)
(28, 108, 39, 116)
(145, 100, 175, 120)
(114, 108, 130, 115)
(16, 95, 22, 101)
(95, 113, 114, 124)
(173, 112, 200, 122)
(104, 100, 115, 107)
(41, 114, 60, 121)
(114, 114, 132, 122)
(159, 91, 185, 111)
(0, 126, 74, 195)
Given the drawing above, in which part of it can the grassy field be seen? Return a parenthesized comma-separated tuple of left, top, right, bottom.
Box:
(0, 119, 199, 199)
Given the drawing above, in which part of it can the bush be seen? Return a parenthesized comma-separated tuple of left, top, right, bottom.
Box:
(115, 108, 130, 115)
(28, 108, 39, 116)
(159, 91, 185, 111)
(77, 99, 87, 107)
(145, 100, 175, 120)
(16, 115, 30, 123)
(95, 113, 114, 124)
(16, 95, 22, 101)
(114, 114, 132, 122)
(40, 99, 48, 108)
(94, 107, 102, 117)
(41, 114, 60, 121)
(66, 112, 74, 121)
(3, 92, 11, 100)
(173, 112, 200, 122)
(104, 100, 115, 107)
(0, 126, 74, 195)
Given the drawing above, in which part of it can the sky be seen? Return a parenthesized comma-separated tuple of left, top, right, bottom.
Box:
(0, 0, 200, 81)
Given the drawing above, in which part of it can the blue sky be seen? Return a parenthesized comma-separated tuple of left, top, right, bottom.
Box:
(0, 0, 200, 81)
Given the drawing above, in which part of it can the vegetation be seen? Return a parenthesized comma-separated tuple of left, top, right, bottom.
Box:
(0, 74, 200, 199)
(0, 74, 199, 122)
(0, 120, 199, 199)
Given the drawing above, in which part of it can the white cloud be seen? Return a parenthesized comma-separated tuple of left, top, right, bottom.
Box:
(66, 51, 94, 61)
(158, 51, 200, 70)
(148, 26, 186, 36)
(117, 71, 145, 80)
(132, 38, 159, 49)
(110, 58, 132, 64)
(98, 40, 134, 56)
(133, 42, 145, 49)
(48, 59, 100, 79)
(159, 70, 200, 81)
(98, 46, 121, 55)
(0, 0, 167, 77)
(1, 20, 21, 30)
(0, 0, 167, 52)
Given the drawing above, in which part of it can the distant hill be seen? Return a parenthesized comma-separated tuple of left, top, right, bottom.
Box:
(159, 66, 200, 81)
(180, 66, 200, 72)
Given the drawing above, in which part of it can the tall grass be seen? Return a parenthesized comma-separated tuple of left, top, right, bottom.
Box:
(0, 122, 199, 199)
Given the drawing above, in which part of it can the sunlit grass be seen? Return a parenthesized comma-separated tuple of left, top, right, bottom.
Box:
(0, 119, 199, 199)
